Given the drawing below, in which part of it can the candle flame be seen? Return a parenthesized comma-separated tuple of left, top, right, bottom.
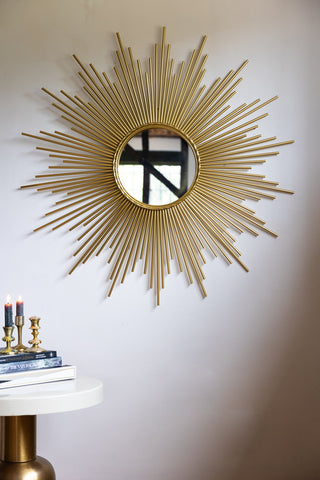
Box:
(18, 295, 22, 302)
(6, 294, 11, 304)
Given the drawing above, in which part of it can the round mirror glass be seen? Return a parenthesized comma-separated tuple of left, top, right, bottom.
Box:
(118, 127, 197, 206)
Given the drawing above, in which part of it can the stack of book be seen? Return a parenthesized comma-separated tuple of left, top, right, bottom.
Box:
(0, 350, 76, 389)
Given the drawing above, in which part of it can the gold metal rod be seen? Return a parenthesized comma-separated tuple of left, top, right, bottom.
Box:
(172, 55, 207, 126)
(108, 208, 139, 279)
(73, 56, 127, 134)
(189, 99, 247, 141)
(161, 210, 171, 274)
(120, 39, 146, 123)
(164, 209, 174, 260)
(156, 212, 160, 303)
(167, 61, 185, 124)
(113, 65, 139, 126)
(91, 65, 127, 120)
(55, 185, 108, 204)
(132, 209, 148, 272)
(190, 195, 238, 245)
(200, 178, 273, 200)
(154, 43, 158, 123)
(143, 210, 153, 274)
(200, 171, 274, 183)
(171, 35, 207, 124)
(45, 91, 113, 142)
(202, 125, 259, 149)
(184, 77, 242, 136)
(112, 79, 137, 130)
(177, 203, 207, 251)
(167, 209, 193, 284)
(174, 68, 206, 128)
(161, 56, 174, 124)
(136, 59, 149, 123)
(193, 99, 255, 144)
(202, 140, 294, 158)
(166, 208, 183, 272)
(115, 49, 142, 125)
(150, 210, 156, 289)
(101, 72, 136, 130)
(108, 204, 138, 263)
(79, 81, 125, 137)
(199, 187, 277, 235)
(74, 97, 120, 147)
(94, 202, 132, 257)
(158, 210, 165, 288)
(61, 114, 118, 147)
(115, 33, 144, 123)
(176, 84, 207, 129)
(45, 191, 108, 216)
(61, 90, 118, 147)
(200, 134, 271, 156)
(53, 102, 114, 143)
(139, 209, 151, 260)
(200, 199, 259, 236)
(128, 48, 148, 124)
(121, 209, 144, 282)
(72, 201, 129, 263)
(181, 76, 222, 131)
(148, 58, 155, 122)
(42, 129, 112, 153)
(145, 71, 153, 124)
(200, 96, 278, 142)
(158, 27, 166, 124)
(183, 60, 247, 131)
(195, 98, 261, 143)
(184, 199, 235, 265)
(34, 196, 109, 232)
(171, 207, 206, 281)
(88, 63, 128, 132)
(194, 184, 258, 216)
(23, 131, 110, 157)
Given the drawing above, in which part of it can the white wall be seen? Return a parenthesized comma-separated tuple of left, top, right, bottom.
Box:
(0, 1, 319, 479)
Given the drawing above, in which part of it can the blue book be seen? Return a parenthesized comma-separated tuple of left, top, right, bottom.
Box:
(0, 356, 62, 374)
(0, 350, 57, 364)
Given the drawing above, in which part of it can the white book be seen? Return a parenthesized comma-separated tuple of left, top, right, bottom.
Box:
(0, 365, 76, 389)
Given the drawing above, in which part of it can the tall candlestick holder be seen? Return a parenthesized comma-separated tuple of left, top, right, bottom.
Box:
(25, 317, 46, 353)
(0, 327, 17, 355)
(13, 316, 27, 352)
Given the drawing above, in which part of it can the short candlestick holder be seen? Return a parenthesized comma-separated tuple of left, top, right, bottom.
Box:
(0, 326, 17, 355)
(13, 316, 27, 352)
(25, 317, 46, 353)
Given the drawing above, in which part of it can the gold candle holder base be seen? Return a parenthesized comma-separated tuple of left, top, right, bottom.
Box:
(25, 317, 46, 353)
(13, 315, 28, 352)
(0, 326, 17, 355)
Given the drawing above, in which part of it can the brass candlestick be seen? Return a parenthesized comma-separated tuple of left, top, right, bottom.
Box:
(13, 316, 27, 352)
(0, 327, 17, 355)
(26, 317, 46, 353)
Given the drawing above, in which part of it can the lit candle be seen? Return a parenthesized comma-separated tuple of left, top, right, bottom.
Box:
(4, 295, 13, 327)
(16, 295, 24, 317)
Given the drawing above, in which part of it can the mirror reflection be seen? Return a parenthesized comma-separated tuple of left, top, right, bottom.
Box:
(118, 128, 197, 206)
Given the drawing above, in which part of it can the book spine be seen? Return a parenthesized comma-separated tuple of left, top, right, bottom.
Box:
(0, 350, 57, 364)
(0, 356, 62, 374)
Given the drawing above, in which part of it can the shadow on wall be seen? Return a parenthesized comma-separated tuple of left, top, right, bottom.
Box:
(197, 211, 320, 480)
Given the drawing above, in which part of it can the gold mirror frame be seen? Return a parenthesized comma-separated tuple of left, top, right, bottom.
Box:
(22, 27, 294, 305)
(114, 124, 200, 208)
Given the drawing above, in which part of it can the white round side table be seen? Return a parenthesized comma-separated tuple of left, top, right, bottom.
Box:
(0, 376, 103, 480)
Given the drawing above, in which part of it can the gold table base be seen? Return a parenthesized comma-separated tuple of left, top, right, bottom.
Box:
(0, 415, 55, 480)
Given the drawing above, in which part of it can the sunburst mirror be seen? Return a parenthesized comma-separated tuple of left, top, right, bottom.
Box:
(22, 27, 294, 305)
